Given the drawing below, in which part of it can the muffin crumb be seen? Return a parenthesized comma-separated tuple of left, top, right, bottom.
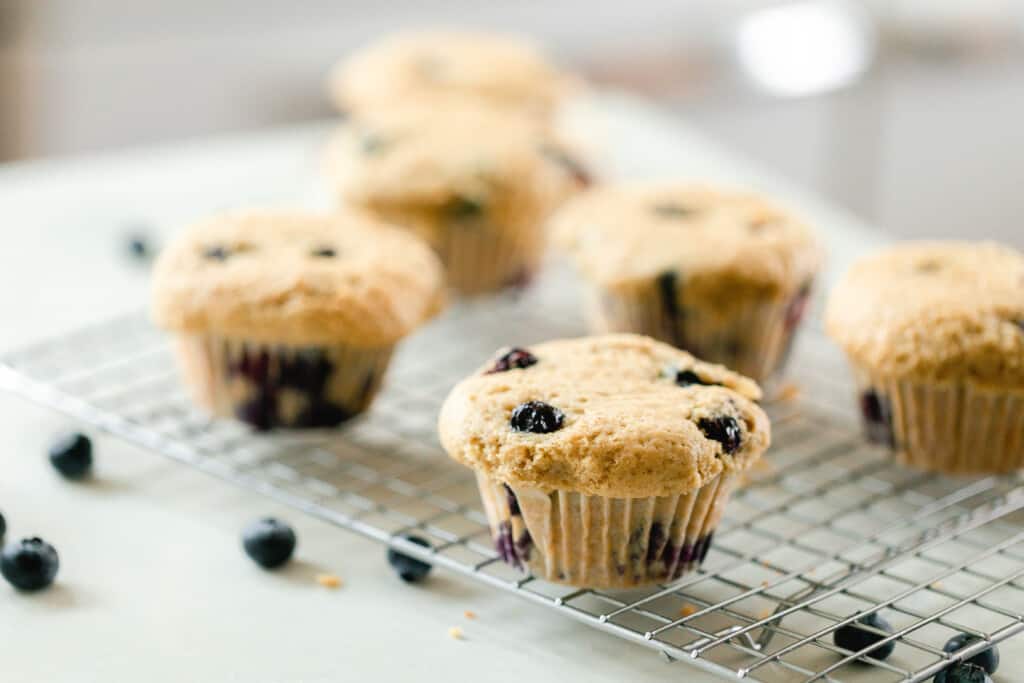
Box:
(463, 610, 477, 620)
(448, 626, 465, 640)
(316, 573, 343, 589)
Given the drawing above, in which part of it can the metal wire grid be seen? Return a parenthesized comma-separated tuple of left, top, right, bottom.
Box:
(1, 272, 1022, 683)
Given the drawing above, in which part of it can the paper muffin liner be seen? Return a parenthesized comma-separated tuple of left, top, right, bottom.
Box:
(582, 277, 813, 384)
(173, 334, 393, 431)
(850, 366, 1024, 474)
(475, 471, 739, 589)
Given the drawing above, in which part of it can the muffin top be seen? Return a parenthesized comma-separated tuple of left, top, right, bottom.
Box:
(439, 334, 770, 498)
(324, 102, 572, 208)
(151, 209, 444, 347)
(826, 241, 1024, 387)
(327, 29, 572, 117)
(552, 183, 821, 295)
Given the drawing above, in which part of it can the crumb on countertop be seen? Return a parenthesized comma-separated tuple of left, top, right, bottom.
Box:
(463, 610, 477, 620)
(775, 381, 802, 403)
(448, 626, 464, 640)
(316, 573, 343, 589)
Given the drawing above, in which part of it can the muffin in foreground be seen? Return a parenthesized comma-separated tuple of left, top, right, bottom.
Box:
(327, 28, 575, 120)
(439, 334, 770, 589)
(552, 184, 822, 384)
(151, 209, 444, 430)
(826, 241, 1024, 474)
(325, 103, 579, 294)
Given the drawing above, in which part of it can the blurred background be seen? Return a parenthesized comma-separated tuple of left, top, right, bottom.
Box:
(1, 0, 1022, 246)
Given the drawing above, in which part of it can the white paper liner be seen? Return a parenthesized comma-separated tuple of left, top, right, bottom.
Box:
(174, 334, 393, 430)
(476, 471, 739, 589)
(852, 367, 1024, 474)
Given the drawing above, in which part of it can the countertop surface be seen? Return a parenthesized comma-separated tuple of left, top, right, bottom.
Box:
(0, 93, 1016, 682)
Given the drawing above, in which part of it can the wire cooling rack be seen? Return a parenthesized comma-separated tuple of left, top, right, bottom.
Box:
(1, 264, 1022, 683)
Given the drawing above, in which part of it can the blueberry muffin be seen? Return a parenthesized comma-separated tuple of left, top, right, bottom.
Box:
(439, 334, 770, 588)
(552, 183, 822, 383)
(327, 29, 575, 120)
(325, 103, 581, 294)
(826, 242, 1024, 474)
(151, 209, 444, 430)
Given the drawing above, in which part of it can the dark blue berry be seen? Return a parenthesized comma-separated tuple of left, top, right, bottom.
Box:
(652, 203, 696, 218)
(935, 663, 993, 683)
(860, 390, 895, 447)
(673, 368, 716, 387)
(1, 537, 59, 591)
(126, 233, 155, 261)
(833, 613, 896, 661)
(387, 535, 432, 583)
(445, 196, 484, 221)
(940, 634, 999, 674)
(510, 401, 565, 434)
(48, 432, 93, 479)
(697, 416, 742, 454)
(242, 518, 296, 569)
(310, 246, 337, 258)
(203, 245, 230, 261)
(486, 348, 538, 374)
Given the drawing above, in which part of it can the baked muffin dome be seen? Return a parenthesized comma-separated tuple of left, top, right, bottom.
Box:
(327, 28, 573, 118)
(440, 333, 769, 498)
(152, 208, 445, 347)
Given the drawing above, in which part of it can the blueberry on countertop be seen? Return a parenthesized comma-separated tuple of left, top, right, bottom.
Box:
(939, 634, 999, 675)
(126, 232, 156, 261)
(242, 517, 297, 569)
(1, 537, 59, 591)
(387, 535, 433, 583)
(934, 663, 993, 683)
(833, 612, 896, 661)
(510, 401, 565, 434)
(697, 416, 742, 455)
(48, 432, 93, 480)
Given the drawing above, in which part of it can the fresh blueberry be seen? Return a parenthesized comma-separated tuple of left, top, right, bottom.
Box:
(934, 663, 993, 683)
(697, 416, 742, 454)
(48, 432, 93, 479)
(203, 245, 230, 261)
(445, 196, 484, 221)
(652, 203, 696, 218)
(833, 612, 896, 661)
(242, 517, 296, 569)
(1, 537, 59, 591)
(387, 535, 432, 583)
(126, 232, 155, 261)
(310, 245, 337, 258)
(510, 401, 565, 434)
(672, 368, 716, 387)
(486, 347, 538, 374)
(940, 634, 999, 674)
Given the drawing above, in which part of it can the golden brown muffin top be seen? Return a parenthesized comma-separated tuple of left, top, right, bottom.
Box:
(826, 241, 1024, 387)
(439, 334, 770, 498)
(151, 209, 444, 347)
